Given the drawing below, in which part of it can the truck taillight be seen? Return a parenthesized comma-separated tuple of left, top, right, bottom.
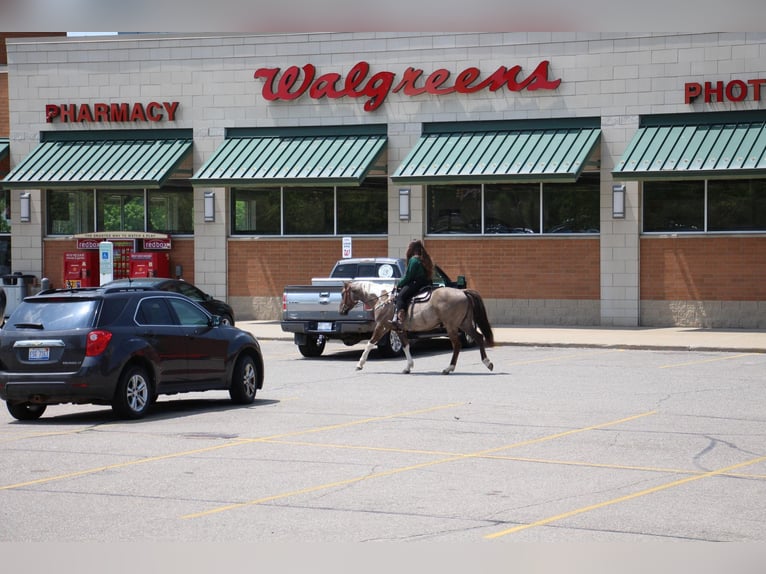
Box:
(86, 330, 113, 356)
(282, 293, 287, 312)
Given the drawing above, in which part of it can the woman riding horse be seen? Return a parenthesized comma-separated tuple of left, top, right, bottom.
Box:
(389, 239, 434, 330)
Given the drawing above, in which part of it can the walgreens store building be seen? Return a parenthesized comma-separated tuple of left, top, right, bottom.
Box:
(4, 32, 766, 328)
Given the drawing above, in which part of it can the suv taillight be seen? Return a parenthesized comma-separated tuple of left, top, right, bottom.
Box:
(86, 330, 113, 356)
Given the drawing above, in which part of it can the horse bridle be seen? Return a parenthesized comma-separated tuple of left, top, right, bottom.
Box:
(340, 283, 390, 314)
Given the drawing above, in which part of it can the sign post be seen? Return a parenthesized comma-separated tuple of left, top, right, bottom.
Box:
(99, 241, 114, 285)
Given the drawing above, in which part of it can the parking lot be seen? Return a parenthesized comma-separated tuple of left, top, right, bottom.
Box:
(1, 337, 765, 542)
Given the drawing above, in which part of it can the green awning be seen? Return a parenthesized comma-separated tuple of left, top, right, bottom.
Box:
(192, 129, 387, 187)
(613, 115, 766, 180)
(0, 139, 9, 161)
(391, 120, 601, 184)
(2, 135, 192, 189)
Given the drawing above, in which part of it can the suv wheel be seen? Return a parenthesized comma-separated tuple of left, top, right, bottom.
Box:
(7, 402, 47, 421)
(112, 365, 152, 419)
(230, 354, 258, 404)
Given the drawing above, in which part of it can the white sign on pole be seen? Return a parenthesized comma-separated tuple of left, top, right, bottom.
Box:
(342, 236, 352, 259)
(99, 241, 114, 285)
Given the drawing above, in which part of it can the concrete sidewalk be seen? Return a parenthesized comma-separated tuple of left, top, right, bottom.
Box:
(237, 320, 766, 353)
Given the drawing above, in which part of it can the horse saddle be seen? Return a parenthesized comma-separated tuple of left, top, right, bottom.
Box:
(410, 285, 436, 306)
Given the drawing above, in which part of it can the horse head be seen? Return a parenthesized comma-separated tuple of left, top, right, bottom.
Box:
(339, 281, 357, 315)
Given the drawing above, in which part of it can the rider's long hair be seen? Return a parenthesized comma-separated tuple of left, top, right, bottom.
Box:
(406, 239, 433, 280)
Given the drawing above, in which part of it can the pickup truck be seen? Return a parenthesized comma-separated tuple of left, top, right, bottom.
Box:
(281, 257, 466, 357)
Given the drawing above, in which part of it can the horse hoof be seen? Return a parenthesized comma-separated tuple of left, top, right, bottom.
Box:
(355, 365, 363, 371)
(402, 368, 411, 374)
(441, 368, 453, 375)
(483, 358, 494, 371)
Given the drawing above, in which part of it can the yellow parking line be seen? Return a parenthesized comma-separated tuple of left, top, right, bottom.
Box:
(0, 402, 463, 492)
(261, 439, 766, 480)
(660, 353, 756, 369)
(182, 410, 656, 519)
(485, 453, 766, 539)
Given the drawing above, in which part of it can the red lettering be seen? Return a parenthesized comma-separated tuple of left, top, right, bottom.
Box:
(93, 103, 109, 121)
(275, 64, 315, 101)
(725, 80, 747, 102)
(344, 61, 371, 97)
(130, 103, 147, 122)
(76, 104, 94, 122)
(424, 69, 454, 95)
(253, 60, 561, 112)
(747, 79, 766, 100)
(309, 72, 344, 99)
(704, 81, 724, 103)
(684, 82, 702, 104)
(454, 67, 482, 93)
(45, 104, 59, 122)
(253, 67, 281, 100)
(362, 71, 394, 112)
(110, 103, 129, 121)
(60, 104, 76, 122)
(392, 67, 427, 96)
(163, 101, 179, 121)
(146, 102, 163, 121)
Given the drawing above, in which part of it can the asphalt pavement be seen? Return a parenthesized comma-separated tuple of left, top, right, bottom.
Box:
(238, 320, 766, 353)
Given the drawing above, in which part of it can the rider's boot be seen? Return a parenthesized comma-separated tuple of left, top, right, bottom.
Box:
(388, 309, 406, 330)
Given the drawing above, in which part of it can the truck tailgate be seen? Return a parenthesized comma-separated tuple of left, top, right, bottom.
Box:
(282, 285, 350, 322)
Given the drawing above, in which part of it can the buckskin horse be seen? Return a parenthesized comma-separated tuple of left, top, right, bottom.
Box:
(339, 281, 494, 374)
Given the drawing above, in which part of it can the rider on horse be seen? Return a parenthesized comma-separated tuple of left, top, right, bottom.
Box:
(389, 239, 434, 331)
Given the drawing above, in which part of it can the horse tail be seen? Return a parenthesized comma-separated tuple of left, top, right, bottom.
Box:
(464, 289, 494, 347)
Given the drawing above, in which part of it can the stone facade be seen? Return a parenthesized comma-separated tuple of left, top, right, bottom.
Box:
(4, 32, 766, 327)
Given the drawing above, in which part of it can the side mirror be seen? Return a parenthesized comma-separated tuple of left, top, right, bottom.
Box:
(210, 315, 222, 327)
(457, 275, 466, 289)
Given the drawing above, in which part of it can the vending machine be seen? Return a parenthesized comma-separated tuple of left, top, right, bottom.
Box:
(63, 251, 100, 288)
(129, 252, 170, 278)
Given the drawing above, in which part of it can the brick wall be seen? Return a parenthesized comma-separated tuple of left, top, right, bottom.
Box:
(228, 238, 388, 297)
(425, 237, 600, 300)
(641, 236, 766, 301)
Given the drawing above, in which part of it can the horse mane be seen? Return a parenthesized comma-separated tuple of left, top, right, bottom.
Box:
(352, 280, 392, 299)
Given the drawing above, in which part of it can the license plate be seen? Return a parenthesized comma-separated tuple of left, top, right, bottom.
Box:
(317, 322, 333, 332)
(28, 347, 50, 361)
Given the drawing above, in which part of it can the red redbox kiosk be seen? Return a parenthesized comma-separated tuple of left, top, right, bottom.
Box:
(129, 252, 170, 278)
(63, 251, 99, 288)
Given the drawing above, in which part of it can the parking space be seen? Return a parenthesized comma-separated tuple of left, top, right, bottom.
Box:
(1, 339, 765, 542)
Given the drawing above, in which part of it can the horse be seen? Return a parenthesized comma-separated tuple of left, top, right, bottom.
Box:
(339, 280, 494, 375)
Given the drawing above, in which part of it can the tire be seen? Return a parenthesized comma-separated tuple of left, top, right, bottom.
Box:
(112, 365, 152, 419)
(7, 402, 46, 421)
(298, 335, 326, 357)
(230, 354, 258, 404)
(377, 330, 403, 358)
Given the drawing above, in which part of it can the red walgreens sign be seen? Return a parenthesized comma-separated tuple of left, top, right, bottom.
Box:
(253, 61, 561, 112)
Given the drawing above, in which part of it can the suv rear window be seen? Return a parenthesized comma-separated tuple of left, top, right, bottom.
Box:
(5, 299, 99, 331)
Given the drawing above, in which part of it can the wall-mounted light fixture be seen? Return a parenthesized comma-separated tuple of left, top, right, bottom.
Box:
(204, 191, 215, 222)
(612, 184, 626, 219)
(20, 192, 31, 223)
(398, 188, 410, 221)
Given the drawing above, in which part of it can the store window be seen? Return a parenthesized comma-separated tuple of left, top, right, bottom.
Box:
(231, 179, 388, 236)
(148, 185, 194, 235)
(46, 186, 193, 236)
(46, 190, 95, 235)
(426, 174, 600, 235)
(543, 175, 600, 233)
(643, 179, 766, 233)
